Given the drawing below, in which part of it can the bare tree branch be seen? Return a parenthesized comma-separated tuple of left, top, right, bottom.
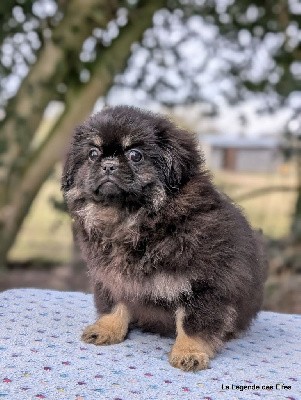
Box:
(234, 186, 298, 202)
(0, 0, 117, 201)
(0, 0, 166, 267)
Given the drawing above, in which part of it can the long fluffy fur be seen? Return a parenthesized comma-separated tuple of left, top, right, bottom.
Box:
(62, 106, 267, 357)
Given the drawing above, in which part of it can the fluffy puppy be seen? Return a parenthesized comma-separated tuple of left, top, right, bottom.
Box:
(62, 106, 267, 372)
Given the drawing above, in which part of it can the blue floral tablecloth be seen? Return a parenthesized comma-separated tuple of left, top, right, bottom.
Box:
(0, 288, 300, 400)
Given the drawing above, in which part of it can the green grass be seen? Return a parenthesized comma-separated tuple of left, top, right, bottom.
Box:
(8, 163, 297, 264)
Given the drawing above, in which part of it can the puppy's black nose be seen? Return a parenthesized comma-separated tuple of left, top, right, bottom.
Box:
(101, 159, 118, 174)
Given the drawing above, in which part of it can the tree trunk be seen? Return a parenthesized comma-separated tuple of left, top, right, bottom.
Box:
(291, 155, 301, 241)
(0, 0, 117, 203)
(0, 0, 166, 268)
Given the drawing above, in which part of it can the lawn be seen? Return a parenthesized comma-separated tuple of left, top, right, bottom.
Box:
(213, 164, 297, 238)
(8, 163, 297, 264)
(8, 165, 73, 264)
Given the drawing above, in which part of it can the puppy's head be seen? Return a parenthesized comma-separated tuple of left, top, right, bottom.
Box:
(62, 106, 201, 212)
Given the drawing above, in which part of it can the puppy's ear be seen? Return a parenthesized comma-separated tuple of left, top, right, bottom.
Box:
(61, 124, 86, 192)
(155, 119, 201, 190)
(61, 134, 80, 192)
(161, 145, 183, 190)
(61, 149, 75, 191)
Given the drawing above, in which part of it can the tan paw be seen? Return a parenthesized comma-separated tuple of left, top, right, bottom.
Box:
(81, 323, 126, 345)
(169, 350, 210, 372)
(81, 303, 130, 346)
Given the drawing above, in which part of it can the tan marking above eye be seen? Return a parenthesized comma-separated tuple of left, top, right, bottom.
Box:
(122, 136, 132, 149)
(90, 135, 102, 147)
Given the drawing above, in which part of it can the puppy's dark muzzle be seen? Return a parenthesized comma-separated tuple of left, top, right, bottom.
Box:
(93, 181, 120, 201)
(92, 159, 120, 201)
(92, 159, 120, 200)
(93, 175, 121, 200)
(94, 181, 119, 197)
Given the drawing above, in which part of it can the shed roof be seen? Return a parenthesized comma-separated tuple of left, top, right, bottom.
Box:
(200, 135, 279, 149)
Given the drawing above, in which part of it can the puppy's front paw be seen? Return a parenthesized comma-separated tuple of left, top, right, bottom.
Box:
(81, 322, 125, 345)
(169, 349, 210, 372)
(81, 304, 130, 346)
(170, 308, 215, 371)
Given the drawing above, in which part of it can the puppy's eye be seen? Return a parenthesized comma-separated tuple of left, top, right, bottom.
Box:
(128, 149, 143, 163)
(89, 148, 100, 161)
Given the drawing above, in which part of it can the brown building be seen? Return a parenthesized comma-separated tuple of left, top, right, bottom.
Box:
(201, 135, 282, 172)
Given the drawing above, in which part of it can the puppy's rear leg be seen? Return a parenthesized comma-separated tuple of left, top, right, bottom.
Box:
(169, 308, 216, 372)
(81, 303, 131, 345)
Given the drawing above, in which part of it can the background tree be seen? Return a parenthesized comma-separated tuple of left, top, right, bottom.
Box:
(0, 0, 166, 268)
(1, 0, 301, 269)
(115, 0, 301, 235)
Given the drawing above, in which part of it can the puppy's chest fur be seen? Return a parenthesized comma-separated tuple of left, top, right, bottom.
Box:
(77, 203, 193, 304)
(94, 267, 192, 304)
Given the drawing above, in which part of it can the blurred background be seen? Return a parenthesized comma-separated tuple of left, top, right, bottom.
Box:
(0, 0, 300, 314)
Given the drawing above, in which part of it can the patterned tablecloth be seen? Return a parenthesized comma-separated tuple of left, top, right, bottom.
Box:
(0, 288, 300, 400)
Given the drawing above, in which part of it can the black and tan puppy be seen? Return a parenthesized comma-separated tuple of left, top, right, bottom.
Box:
(62, 106, 267, 372)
